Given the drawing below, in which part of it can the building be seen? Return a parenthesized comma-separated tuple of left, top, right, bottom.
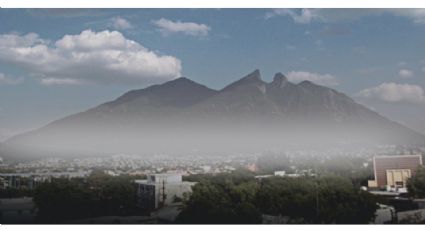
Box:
(368, 155, 423, 190)
(135, 174, 196, 211)
(0, 171, 91, 190)
(274, 171, 286, 176)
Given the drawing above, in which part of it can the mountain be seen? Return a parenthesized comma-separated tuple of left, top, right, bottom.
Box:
(2, 70, 424, 160)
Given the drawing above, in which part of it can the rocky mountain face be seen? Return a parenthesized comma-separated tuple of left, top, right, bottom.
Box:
(2, 70, 424, 160)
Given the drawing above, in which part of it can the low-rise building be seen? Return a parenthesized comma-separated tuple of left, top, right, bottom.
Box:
(274, 171, 286, 176)
(368, 155, 422, 191)
(135, 174, 195, 211)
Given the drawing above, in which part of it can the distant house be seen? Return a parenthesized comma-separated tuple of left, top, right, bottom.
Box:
(274, 171, 286, 176)
(368, 155, 422, 190)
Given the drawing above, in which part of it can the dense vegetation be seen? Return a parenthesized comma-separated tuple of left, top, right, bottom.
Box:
(407, 166, 425, 198)
(177, 171, 378, 224)
(3, 163, 379, 224)
(256, 152, 374, 187)
(33, 171, 142, 223)
(0, 187, 33, 198)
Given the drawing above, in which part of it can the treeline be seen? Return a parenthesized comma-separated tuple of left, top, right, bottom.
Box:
(177, 171, 378, 224)
(407, 166, 425, 198)
(256, 152, 374, 187)
(0, 187, 33, 198)
(32, 171, 144, 223)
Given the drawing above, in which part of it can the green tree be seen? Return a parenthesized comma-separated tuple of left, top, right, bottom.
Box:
(33, 172, 139, 223)
(257, 176, 377, 224)
(33, 178, 95, 223)
(178, 174, 378, 224)
(407, 166, 425, 198)
(176, 174, 261, 224)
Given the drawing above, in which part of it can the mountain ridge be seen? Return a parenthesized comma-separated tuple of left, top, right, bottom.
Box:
(2, 69, 424, 160)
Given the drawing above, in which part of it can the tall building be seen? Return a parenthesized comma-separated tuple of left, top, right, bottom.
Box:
(368, 155, 423, 190)
(135, 174, 196, 211)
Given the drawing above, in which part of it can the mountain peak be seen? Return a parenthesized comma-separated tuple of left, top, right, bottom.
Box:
(272, 73, 288, 87)
(222, 69, 264, 91)
(106, 77, 216, 108)
(298, 80, 315, 86)
(162, 77, 197, 86)
(238, 69, 262, 82)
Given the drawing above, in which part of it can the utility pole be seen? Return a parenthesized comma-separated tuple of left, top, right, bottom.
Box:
(315, 163, 319, 223)
(159, 179, 167, 208)
(315, 180, 319, 222)
(162, 179, 166, 204)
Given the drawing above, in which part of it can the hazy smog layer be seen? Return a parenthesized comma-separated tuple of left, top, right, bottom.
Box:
(2, 70, 424, 160)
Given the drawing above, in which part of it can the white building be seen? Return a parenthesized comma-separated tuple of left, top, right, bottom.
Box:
(135, 174, 196, 211)
(274, 171, 286, 176)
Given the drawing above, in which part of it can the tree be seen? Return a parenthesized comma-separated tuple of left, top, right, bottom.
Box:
(33, 178, 95, 223)
(33, 172, 139, 223)
(407, 166, 425, 198)
(176, 174, 261, 224)
(314, 176, 377, 224)
(177, 173, 378, 224)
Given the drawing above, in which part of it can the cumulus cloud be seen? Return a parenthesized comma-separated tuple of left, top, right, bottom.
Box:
(152, 18, 210, 37)
(286, 71, 339, 86)
(0, 73, 23, 85)
(0, 30, 182, 85)
(388, 9, 425, 24)
(110, 16, 133, 30)
(265, 9, 425, 25)
(355, 83, 425, 104)
(399, 69, 414, 78)
(265, 9, 320, 23)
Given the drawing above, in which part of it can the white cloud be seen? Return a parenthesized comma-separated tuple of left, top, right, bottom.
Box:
(110, 16, 133, 30)
(0, 30, 182, 85)
(265, 9, 425, 25)
(387, 9, 425, 24)
(286, 71, 339, 86)
(0, 73, 23, 85)
(0, 32, 47, 47)
(399, 69, 414, 78)
(265, 9, 320, 23)
(152, 18, 210, 37)
(41, 78, 82, 86)
(355, 83, 425, 104)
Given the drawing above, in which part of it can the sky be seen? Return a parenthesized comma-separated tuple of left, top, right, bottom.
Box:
(1, 9, 425, 140)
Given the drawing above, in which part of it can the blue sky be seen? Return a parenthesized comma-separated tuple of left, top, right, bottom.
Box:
(1, 9, 425, 140)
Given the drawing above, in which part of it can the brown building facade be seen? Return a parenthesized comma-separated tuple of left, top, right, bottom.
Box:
(368, 155, 423, 188)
